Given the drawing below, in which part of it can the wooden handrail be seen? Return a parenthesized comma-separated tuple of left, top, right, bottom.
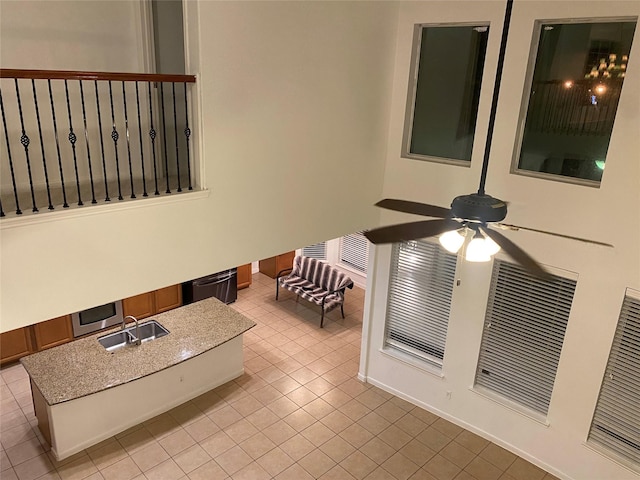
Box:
(0, 69, 196, 83)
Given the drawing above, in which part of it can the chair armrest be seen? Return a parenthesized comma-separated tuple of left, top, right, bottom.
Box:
(276, 267, 294, 280)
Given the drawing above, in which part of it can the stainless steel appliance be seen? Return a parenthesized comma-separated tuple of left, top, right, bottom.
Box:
(182, 268, 238, 305)
(71, 300, 124, 337)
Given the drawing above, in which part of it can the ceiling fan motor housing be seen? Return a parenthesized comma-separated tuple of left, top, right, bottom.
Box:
(450, 194, 508, 223)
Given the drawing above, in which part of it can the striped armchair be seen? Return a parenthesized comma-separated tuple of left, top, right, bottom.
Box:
(276, 256, 354, 328)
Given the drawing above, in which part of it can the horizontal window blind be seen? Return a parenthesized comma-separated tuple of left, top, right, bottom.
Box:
(302, 242, 327, 261)
(588, 292, 640, 467)
(340, 232, 368, 274)
(475, 260, 576, 415)
(384, 240, 457, 367)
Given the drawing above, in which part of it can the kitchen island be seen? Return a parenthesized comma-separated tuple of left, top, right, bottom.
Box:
(20, 297, 255, 460)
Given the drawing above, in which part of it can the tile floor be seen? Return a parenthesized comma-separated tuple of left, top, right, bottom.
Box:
(0, 272, 559, 480)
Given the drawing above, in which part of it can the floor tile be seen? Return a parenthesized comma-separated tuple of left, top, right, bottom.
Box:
(256, 446, 294, 476)
(298, 449, 336, 478)
(214, 445, 252, 475)
(143, 458, 183, 480)
(158, 429, 196, 457)
(172, 444, 210, 474)
(100, 457, 141, 480)
(12, 452, 53, 480)
(129, 442, 169, 472)
(238, 432, 276, 460)
(381, 452, 420, 480)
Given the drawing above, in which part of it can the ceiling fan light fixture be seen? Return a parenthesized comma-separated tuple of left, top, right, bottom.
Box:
(465, 236, 492, 262)
(439, 229, 465, 253)
(465, 229, 500, 262)
(484, 235, 501, 256)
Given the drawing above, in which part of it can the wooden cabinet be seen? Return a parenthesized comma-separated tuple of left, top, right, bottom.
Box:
(1, 327, 34, 365)
(123, 284, 182, 319)
(237, 264, 252, 290)
(123, 292, 155, 320)
(259, 251, 295, 278)
(33, 315, 73, 351)
(155, 285, 182, 313)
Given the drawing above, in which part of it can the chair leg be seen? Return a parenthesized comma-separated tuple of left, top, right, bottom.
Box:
(341, 303, 345, 319)
(276, 281, 279, 300)
(320, 308, 325, 328)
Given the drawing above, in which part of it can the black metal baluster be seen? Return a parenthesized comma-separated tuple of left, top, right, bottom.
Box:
(135, 82, 148, 197)
(14, 79, 38, 212)
(94, 81, 110, 202)
(64, 80, 83, 206)
(122, 81, 135, 198)
(31, 80, 54, 210)
(0, 198, 4, 217)
(0, 90, 23, 215)
(79, 81, 97, 204)
(172, 82, 181, 192)
(183, 82, 192, 190)
(48, 80, 69, 208)
(108, 81, 123, 200)
(148, 83, 159, 195)
(159, 82, 170, 194)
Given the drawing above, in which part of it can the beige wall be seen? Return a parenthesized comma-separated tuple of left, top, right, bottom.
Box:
(0, 1, 398, 329)
(361, 1, 640, 479)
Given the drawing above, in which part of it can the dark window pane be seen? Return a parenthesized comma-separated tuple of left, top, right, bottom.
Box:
(406, 25, 489, 162)
(517, 21, 636, 183)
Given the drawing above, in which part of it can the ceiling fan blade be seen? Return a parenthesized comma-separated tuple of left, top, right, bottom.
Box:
(375, 199, 451, 219)
(496, 223, 613, 248)
(480, 226, 551, 280)
(365, 219, 461, 244)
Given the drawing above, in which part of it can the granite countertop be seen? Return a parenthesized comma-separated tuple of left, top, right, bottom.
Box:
(20, 297, 256, 406)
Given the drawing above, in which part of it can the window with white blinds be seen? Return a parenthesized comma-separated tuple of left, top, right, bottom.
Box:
(339, 232, 369, 274)
(302, 242, 327, 261)
(384, 240, 457, 368)
(474, 260, 576, 415)
(588, 291, 640, 467)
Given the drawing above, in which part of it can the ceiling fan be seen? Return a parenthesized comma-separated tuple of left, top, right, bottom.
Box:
(363, 0, 613, 279)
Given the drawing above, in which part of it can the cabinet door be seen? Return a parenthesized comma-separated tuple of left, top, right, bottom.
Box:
(0, 327, 34, 365)
(276, 251, 295, 274)
(122, 292, 155, 320)
(155, 285, 182, 313)
(237, 264, 252, 290)
(33, 315, 73, 351)
(260, 251, 295, 278)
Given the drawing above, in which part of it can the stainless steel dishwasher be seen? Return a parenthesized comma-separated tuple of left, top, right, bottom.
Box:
(182, 268, 238, 305)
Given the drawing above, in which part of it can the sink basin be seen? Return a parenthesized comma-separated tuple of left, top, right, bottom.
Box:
(98, 320, 169, 352)
(135, 320, 170, 343)
(98, 330, 138, 352)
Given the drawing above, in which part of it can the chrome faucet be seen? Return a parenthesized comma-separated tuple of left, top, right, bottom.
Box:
(122, 315, 141, 346)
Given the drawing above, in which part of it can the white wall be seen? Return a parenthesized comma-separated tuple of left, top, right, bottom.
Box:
(0, 1, 399, 330)
(361, 1, 640, 479)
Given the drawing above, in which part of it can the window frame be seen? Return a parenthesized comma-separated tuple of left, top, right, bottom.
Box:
(402, 21, 490, 167)
(510, 16, 638, 188)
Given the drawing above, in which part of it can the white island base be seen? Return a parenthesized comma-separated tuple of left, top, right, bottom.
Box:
(33, 336, 243, 460)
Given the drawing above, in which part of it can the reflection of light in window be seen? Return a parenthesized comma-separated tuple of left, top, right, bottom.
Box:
(595, 84, 607, 95)
(590, 95, 598, 106)
(564, 80, 573, 89)
(595, 160, 606, 170)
